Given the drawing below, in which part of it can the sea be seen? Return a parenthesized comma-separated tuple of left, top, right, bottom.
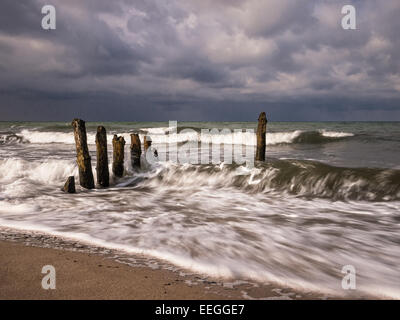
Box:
(0, 121, 399, 298)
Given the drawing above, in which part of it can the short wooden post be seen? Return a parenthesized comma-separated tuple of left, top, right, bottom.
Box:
(112, 135, 125, 177)
(62, 176, 76, 193)
(71, 119, 95, 189)
(130, 133, 141, 168)
(256, 112, 267, 161)
(95, 126, 109, 187)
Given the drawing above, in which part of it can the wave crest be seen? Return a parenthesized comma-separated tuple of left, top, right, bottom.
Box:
(14, 129, 354, 146)
(0, 158, 78, 184)
(138, 160, 400, 202)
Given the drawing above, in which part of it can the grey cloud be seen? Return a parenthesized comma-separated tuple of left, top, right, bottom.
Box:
(0, 0, 399, 121)
(0, 0, 41, 35)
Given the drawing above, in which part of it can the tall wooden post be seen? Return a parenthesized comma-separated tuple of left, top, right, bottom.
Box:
(256, 112, 267, 161)
(130, 133, 141, 168)
(112, 135, 125, 177)
(95, 126, 109, 187)
(71, 119, 95, 189)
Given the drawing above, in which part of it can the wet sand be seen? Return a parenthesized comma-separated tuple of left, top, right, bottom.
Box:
(0, 239, 331, 300)
(0, 240, 227, 299)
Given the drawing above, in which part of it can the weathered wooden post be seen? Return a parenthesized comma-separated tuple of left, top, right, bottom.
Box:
(144, 136, 152, 153)
(256, 112, 267, 161)
(95, 126, 109, 187)
(112, 135, 125, 177)
(130, 133, 141, 168)
(71, 119, 95, 189)
(62, 176, 76, 193)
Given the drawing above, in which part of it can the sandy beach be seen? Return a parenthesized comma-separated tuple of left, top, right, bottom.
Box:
(0, 240, 225, 300)
(0, 238, 331, 300)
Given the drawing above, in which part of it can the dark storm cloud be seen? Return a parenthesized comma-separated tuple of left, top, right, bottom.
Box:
(0, 0, 41, 35)
(0, 0, 399, 121)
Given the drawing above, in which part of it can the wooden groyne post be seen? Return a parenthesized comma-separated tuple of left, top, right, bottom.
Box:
(130, 133, 141, 168)
(62, 176, 76, 193)
(256, 112, 267, 161)
(72, 119, 95, 189)
(112, 135, 125, 177)
(95, 126, 109, 187)
(144, 136, 152, 153)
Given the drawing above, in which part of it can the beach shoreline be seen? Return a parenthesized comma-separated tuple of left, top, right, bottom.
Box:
(0, 229, 334, 300)
(0, 239, 226, 300)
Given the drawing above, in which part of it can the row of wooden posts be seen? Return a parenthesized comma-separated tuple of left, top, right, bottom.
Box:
(63, 119, 152, 193)
(63, 112, 267, 193)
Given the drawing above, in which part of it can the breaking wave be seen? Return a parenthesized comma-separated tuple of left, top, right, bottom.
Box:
(120, 160, 400, 202)
(1, 156, 398, 202)
(0, 132, 28, 145)
(11, 129, 354, 146)
(0, 158, 78, 185)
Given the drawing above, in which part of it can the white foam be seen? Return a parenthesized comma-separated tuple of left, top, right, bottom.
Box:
(18, 128, 354, 147)
(320, 130, 354, 138)
(142, 127, 175, 135)
(0, 190, 399, 299)
(0, 158, 78, 184)
(0, 160, 399, 298)
(20, 129, 77, 144)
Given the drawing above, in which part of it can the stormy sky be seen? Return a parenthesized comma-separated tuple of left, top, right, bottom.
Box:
(0, 0, 399, 121)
